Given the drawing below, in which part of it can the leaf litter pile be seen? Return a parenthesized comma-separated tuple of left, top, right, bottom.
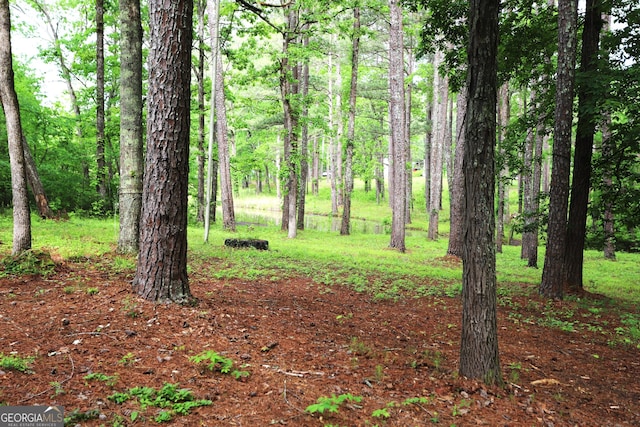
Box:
(0, 251, 638, 426)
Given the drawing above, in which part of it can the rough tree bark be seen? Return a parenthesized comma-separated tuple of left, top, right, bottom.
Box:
(341, 6, 360, 236)
(0, 0, 31, 254)
(132, 0, 193, 303)
(388, 0, 406, 252)
(280, 7, 300, 238)
(540, 0, 578, 299)
(214, 47, 236, 231)
(564, 0, 603, 292)
(459, 0, 502, 385)
(117, 0, 143, 254)
(496, 82, 510, 253)
(446, 86, 467, 258)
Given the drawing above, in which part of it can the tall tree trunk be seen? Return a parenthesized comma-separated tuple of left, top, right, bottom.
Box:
(214, 50, 236, 231)
(312, 134, 319, 196)
(96, 0, 107, 204)
(424, 103, 432, 212)
(527, 116, 546, 267)
(204, 0, 223, 241)
(297, 30, 310, 231)
(133, 0, 193, 303)
(388, 0, 406, 252)
(0, 0, 31, 254)
(328, 46, 339, 216)
(601, 119, 615, 259)
(445, 95, 454, 208)
(601, 13, 615, 260)
(564, 0, 603, 292)
(428, 48, 447, 240)
(281, 7, 300, 238)
(405, 48, 414, 224)
(521, 91, 534, 260)
(540, 0, 578, 299)
(496, 82, 509, 252)
(335, 60, 344, 208)
(22, 135, 54, 219)
(117, 0, 143, 254)
(460, 0, 502, 386)
(341, 6, 360, 236)
(195, 0, 206, 224)
(447, 86, 467, 257)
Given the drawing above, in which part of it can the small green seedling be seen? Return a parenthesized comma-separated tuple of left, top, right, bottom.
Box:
(190, 350, 249, 380)
(306, 393, 362, 415)
(84, 372, 118, 387)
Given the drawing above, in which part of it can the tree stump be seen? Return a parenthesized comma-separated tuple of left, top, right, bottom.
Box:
(224, 238, 269, 250)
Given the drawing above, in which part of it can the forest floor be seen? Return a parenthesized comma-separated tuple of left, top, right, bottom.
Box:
(0, 252, 638, 427)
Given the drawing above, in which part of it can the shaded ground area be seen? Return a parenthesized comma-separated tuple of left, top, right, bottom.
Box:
(0, 254, 638, 426)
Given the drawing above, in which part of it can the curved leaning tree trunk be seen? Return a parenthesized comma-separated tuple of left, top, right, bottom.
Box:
(133, 0, 193, 303)
(117, 0, 143, 254)
(0, 0, 31, 254)
(22, 135, 54, 219)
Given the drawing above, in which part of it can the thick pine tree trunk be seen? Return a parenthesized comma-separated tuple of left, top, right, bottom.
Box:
(564, 0, 603, 293)
(117, 0, 143, 254)
(388, 0, 406, 252)
(133, 0, 193, 303)
(460, 0, 502, 386)
(540, 0, 578, 299)
(0, 0, 31, 255)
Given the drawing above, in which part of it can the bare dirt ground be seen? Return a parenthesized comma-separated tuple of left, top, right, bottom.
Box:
(0, 253, 638, 426)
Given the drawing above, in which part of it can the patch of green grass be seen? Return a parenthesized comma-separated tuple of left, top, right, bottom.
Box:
(0, 353, 35, 373)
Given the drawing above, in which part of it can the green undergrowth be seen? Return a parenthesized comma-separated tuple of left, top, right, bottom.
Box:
(107, 382, 212, 423)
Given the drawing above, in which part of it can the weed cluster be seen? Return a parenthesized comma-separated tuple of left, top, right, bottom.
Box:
(108, 383, 212, 423)
(0, 249, 55, 277)
(190, 350, 250, 380)
(0, 352, 34, 373)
